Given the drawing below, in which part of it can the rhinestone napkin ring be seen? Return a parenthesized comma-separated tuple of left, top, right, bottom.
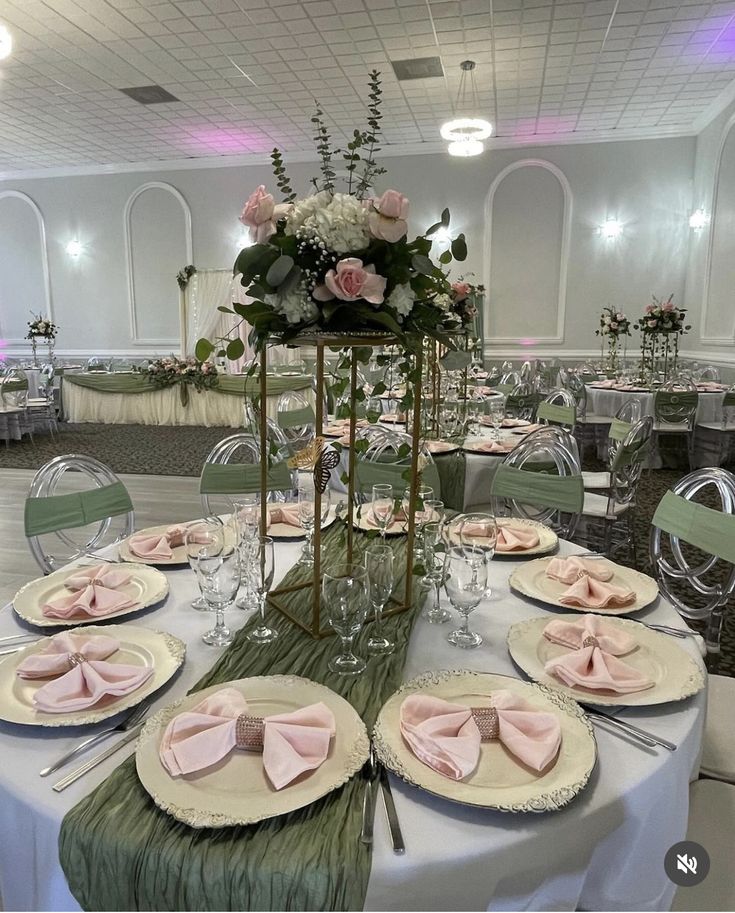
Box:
(470, 707, 499, 741)
(67, 652, 87, 668)
(235, 715, 265, 751)
(581, 636, 600, 649)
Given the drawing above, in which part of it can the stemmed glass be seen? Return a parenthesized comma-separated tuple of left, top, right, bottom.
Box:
(233, 496, 259, 611)
(185, 519, 220, 612)
(422, 520, 451, 624)
(188, 520, 241, 646)
(458, 512, 497, 599)
(297, 474, 331, 567)
(487, 398, 504, 441)
(371, 483, 394, 540)
(365, 545, 395, 655)
(402, 483, 433, 554)
(444, 545, 487, 648)
(246, 536, 278, 643)
(324, 562, 368, 675)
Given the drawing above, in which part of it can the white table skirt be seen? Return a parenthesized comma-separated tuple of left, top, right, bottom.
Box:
(585, 386, 725, 425)
(0, 537, 705, 912)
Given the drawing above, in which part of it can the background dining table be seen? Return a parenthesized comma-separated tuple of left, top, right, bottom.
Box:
(0, 534, 705, 912)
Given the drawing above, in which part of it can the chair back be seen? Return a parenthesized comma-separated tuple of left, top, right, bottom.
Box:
(650, 468, 735, 653)
(199, 433, 294, 515)
(614, 399, 642, 425)
(354, 428, 440, 505)
(722, 386, 735, 429)
(499, 370, 521, 388)
(606, 401, 642, 465)
(25, 455, 134, 573)
(505, 382, 539, 421)
(276, 390, 315, 454)
(537, 389, 577, 430)
(0, 368, 29, 408)
(699, 365, 720, 382)
(603, 416, 653, 511)
(653, 387, 698, 426)
(490, 428, 583, 538)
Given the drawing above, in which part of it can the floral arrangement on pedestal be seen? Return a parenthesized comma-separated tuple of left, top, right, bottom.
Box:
(594, 306, 631, 374)
(135, 355, 218, 406)
(196, 70, 468, 365)
(26, 313, 58, 366)
(633, 294, 691, 382)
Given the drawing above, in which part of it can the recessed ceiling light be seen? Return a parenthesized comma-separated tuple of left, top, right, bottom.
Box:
(0, 24, 12, 60)
(599, 219, 623, 239)
(66, 240, 83, 258)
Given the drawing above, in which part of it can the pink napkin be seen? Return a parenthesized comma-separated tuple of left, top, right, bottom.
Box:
(496, 524, 540, 552)
(510, 423, 543, 435)
(379, 413, 406, 423)
(159, 687, 336, 790)
(400, 691, 561, 780)
(129, 524, 203, 561)
(367, 506, 407, 529)
(592, 379, 616, 388)
(15, 631, 153, 713)
(546, 556, 614, 584)
(42, 565, 137, 619)
(468, 440, 513, 454)
(501, 418, 529, 428)
(546, 556, 634, 608)
(543, 615, 653, 693)
(267, 505, 302, 529)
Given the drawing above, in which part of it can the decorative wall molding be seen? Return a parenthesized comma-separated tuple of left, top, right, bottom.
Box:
(123, 181, 193, 347)
(483, 159, 572, 345)
(0, 190, 53, 345)
(700, 111, 735, 346)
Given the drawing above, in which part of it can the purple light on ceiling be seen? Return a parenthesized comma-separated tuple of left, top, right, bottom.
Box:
(181, 128, 273, 154)
(519, 337, 537, 347)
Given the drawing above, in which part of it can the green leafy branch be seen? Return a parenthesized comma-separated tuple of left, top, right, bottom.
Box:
(355, 70, 386, 199)
(311, 102, 336, 194)
(270, 148, 296, 203)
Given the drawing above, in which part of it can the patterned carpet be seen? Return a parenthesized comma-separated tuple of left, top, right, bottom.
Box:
(1, 420, 731, 676)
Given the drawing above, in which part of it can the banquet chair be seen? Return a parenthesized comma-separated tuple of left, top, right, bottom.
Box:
(582, 400, 643, 489)
(276, 390, 316, 454)
(536, 389, 577, 431)
(353, 427, 441, 513)
(698, 364, 721, 382)
(499, 370, 521, 388)
(490, 429, 584, 539)
(651, 384, 699, 470)
(695, 386, 735, 467)
(25, 455, 135, 573)
(200, 433, 295, 516)
(504, 383, 539, 422)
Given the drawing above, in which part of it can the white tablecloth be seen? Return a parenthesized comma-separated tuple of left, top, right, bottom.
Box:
(0, 536, 705, 912)
(585, 385, 726, 424)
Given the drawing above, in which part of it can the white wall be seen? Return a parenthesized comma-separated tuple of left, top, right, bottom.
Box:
(0, 135, 698, 362)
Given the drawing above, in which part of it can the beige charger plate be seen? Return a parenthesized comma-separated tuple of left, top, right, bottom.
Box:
(120, 523, 236, 566)
(449, 517, 558, 558)
(0, 624, 185, 726)
(507, 615, 705, 707)
(373, 670, 596, 812)
(13, 563, 169, 628)
(136, 675, 369, 828)
(509, 557, 658, 616)
(266, 504, 338, 541)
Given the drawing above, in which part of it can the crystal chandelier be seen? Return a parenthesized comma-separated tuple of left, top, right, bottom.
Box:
(440, 61, 492, 157)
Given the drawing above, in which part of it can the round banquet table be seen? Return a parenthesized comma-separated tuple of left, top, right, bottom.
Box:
(585, 383, 727, 425)
(0, 537, 705, 912)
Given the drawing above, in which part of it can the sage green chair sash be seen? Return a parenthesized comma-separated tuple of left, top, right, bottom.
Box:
(1, 379, 29, 393)
(24, 482, 133, 537)
(356, 460, 441, 498)
(609, 418, 633, 442)
(200, 461, 292, 495)
(611, 438, 649, 472)
(277, 405, 315, 429)
(652, 490, 735, 564)
(491, 463, 584, 513)
(654, 391, 698, 422)
(506, 393, 538, 413)
(494, 383, 514, 395)
(537, 402, 576, 426)
(723, 391, 735, 408)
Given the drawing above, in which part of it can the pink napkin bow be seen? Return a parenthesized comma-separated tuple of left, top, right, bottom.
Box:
(545, 556, 635, 608)
(15, 631, 153, 713)
(546, 556, 614, 584)
(267, 505, 302, 529)
(471, 440, 513, 454)
(399, 691, 561, 780)
(42, 565, 136, 619)
(129, 524, 205, 561)
(159, 687, 336, 790)
(543, 615, 653, 693)
(496, 524, 540, 552)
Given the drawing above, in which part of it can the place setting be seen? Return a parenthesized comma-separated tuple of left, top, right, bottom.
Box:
(447, 515, 559, 558)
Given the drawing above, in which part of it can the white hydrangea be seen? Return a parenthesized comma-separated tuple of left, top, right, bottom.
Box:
(433, 293, 452, 311)
(265, 288, 318, 326)
(285, 191, 371, 254)
(387, 283, 415, 318)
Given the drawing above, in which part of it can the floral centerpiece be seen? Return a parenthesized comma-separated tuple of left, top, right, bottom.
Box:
(595, 306, 631, 374)
(26, 313, 58, 366)
(633, 294, 690, 382)
(135, 356, 218, 406)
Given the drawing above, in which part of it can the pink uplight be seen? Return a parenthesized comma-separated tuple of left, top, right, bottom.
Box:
(519, 338, 537, 347)
(182, 128, 273, 155)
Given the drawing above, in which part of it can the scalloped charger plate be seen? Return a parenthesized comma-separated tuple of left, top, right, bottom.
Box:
(507, 614, 705, 707)
(373, 670, 596, 812)
(449, 517, 559, 558)
(136, 675, 370, 828)
(119, 523, 237, 566)
(0, 624, 185, 727)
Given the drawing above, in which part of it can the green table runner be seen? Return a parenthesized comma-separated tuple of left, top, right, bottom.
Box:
(62, 373, 312, 397)
(59, 525, 422, 911)
(432, 449, 466, 512)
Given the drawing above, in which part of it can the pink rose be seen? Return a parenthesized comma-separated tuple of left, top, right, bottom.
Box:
(313, 258, 387, 304)
(239, 185, 291, 244)
(645, 304, 654, 314)
(452, 281, 472, 300)
(662, 300, 674, 311)
(367, 189, 409, 243)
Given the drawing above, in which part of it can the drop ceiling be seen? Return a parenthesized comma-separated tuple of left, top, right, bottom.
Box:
(1, 0, 735, 176)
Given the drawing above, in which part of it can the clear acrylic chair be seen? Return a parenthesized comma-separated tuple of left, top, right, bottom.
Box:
(651, 382, 699, 470)
(650, 467, 735, 656)
(504, 382, 539, 421)
(276, 389, 315, 454)
(537, 388, 577, 431)
(490, 428, 583, 539)
(583, 400, 644, 490)
(696, 386, 735, 468)
(699, 365, 721, 382)
(354, 426, 441, 513)
(25, 454, 135, 573)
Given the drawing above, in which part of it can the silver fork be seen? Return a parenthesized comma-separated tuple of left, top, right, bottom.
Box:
(40, 699, 151, 777)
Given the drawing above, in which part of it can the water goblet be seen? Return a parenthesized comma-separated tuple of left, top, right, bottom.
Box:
(371, 483, 394, 541)
(185, 518, 222, 612)
(297, 474, 331, 567)
(193, 543, 241, 647)
(421, 520, 451, 624)
(444, 546, 487, 648)
(324, 563, 368, 675)
(457, 512, 497, 599)
(246, 536, 278, 644)
(364, 545, 395, 655)
(488, 398, 505, 440)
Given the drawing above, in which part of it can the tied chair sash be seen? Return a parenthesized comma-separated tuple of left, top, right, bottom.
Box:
(24, 482, 133, 538)
(609, 418, 633, 442)
(722, 391, 735, 408)
(537, 402, 576, 426)
(491, 464, 584, 514)
(610, 437, 650, 473)
(356, 459, 441, 498)
(652, 490, 735, 564)
(654, 391, 698, 423)
(277, 405, 316, 429)
(494, 383, 515, 395)
(200, 461, 292, 496)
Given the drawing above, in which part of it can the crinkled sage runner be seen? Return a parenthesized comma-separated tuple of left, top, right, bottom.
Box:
(59, 524, 423, 911)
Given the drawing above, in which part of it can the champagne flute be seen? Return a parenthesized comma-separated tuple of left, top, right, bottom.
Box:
(324, 562, 368, 675)
(247, 536, 278, 644)
(444, 546, 487, 648)
(297, 474, 331, 567)
(371, 483, 394, 540)
(185, 518, 222, 612)
(365, 545, 395, 655)
(422, 520, 451, 624)
(233, 497, 259, 611)
(488, 398, 504, 441)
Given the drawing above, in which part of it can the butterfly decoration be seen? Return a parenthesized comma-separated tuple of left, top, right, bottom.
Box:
(314, 447, 340, 494)
(287, 436, 324, 471)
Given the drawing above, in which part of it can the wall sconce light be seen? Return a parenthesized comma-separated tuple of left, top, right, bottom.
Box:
(688, 209, 709, 230)
(598, 218, 623, 240)
(65, 240, 83, 258)
(433, 225, 452, 245)
(0, 24, 12, 61)
(236, 231, 253, 249)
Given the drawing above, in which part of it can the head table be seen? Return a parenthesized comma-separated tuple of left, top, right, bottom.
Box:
(0, 531, 704, 912)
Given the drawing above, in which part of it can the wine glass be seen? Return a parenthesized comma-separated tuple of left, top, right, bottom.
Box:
(185, 518, 222, 612)
(246, 536, 278, 644)
(421, 520, 451, 624)
(365, 545, 395, 655)
(297, 474, 331, 566)
(457, 512, 497, 599)
(191, 535, 241, 647)
(323, 562, 368, 675)
(444, 546, 487, 648)
(371, 483, 394, 540)
(487, 397, 505, 440)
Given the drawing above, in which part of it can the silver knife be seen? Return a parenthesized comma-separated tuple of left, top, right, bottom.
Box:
(0, 641, 40, 656)
(360, 750, 379, 845)
(585, 709, 676, 751)
(52, 722, 144, 792)
(378, 764, 405, 855)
